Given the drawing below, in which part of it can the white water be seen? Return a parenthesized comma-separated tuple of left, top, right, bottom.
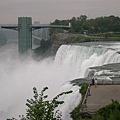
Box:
(54, 43, 120, 119)
(1, 42, 120, 119)
(55, 44, 120, 79)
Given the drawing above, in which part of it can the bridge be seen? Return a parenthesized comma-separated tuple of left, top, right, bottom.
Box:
(1, 23, 71, 30)
(1, 17, 71, 54)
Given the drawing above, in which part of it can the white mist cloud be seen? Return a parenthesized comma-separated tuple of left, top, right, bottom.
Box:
(0, 44, 75, 119)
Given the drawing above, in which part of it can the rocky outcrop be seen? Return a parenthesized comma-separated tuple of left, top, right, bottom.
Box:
(51, 33, 69, 52)
(51, 33, 83, 52)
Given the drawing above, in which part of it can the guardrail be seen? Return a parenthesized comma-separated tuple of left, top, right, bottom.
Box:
(97, 80, 120, 85)
(81, 83, 91, 111)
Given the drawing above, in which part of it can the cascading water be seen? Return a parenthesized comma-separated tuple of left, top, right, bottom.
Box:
(53, 43, 120, 119)
(54, 44, 120, 79)
(1, 42, 120, 120)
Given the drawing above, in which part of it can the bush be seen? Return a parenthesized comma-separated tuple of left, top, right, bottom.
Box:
(80, 83, 88, 95)
(95, 100, 120, 120)
(7, 87, 72, 120)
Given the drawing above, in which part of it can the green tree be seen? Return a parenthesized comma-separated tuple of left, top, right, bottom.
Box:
(79, 15, 87, 23)
(8, 87, 72, 120)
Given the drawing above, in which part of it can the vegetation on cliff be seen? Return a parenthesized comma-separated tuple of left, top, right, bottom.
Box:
(70, 83, 89, 120)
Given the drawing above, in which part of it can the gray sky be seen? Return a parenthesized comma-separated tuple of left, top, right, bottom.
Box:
(0, 0, 120, 24)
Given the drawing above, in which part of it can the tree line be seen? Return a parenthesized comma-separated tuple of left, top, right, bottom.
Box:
(51, 15, 120, 34)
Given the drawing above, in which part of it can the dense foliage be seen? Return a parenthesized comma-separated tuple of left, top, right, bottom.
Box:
(7, 87, 72, 120)
(80, 83, 89, 96)
(92, 100, 120, 120)
(51, 15, 120, 34)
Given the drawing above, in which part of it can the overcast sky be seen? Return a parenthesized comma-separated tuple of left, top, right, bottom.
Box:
(0, 0, 120, 24)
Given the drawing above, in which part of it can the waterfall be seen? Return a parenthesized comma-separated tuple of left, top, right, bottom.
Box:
(54, 43, 120, 119)
(1, 42, 120, 120)
(54, 44, 120, 79)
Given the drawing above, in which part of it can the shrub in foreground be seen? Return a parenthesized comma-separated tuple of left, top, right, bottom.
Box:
(7, 87, 72, 120)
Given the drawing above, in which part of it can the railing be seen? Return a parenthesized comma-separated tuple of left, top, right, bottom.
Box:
(97, 80, 120, 85)
(81, 83, 91, 111)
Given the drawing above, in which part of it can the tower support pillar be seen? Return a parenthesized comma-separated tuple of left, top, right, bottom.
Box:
(18, 17, 32, 54)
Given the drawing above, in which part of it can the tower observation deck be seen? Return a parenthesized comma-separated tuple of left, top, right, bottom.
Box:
(1, 17, 71, 54)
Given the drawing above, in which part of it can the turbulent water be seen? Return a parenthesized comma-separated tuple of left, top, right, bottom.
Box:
(1, 41, 120, 119)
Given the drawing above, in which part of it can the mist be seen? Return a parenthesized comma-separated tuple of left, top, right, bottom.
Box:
(0, 44, 75, 119)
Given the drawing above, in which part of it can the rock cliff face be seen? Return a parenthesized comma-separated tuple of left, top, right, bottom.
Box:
(51, 33, 68, 52)
(51, 33, 80, 52)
